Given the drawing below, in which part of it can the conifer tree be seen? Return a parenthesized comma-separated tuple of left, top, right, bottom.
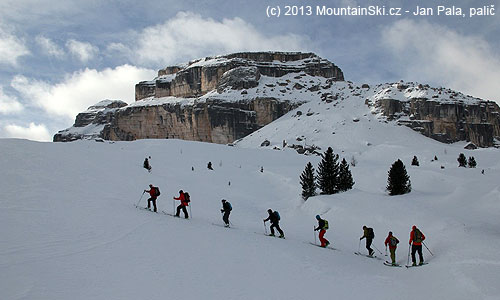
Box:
(300, 162, 316, 200)
(468, 156, 477, 168)
(387, 159, 412, 196)
(411, 156, 419, 166)
(457, 153, 467, 167)
(317, 147, 340, 194)
(338, 158, 354, 192)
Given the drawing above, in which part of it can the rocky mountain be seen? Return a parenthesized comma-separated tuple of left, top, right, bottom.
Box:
(54, 52, 500, 147)
(54, 52, 344, 143)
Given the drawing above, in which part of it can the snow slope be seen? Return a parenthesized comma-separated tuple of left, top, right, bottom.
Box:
(1, 133, 499, 299)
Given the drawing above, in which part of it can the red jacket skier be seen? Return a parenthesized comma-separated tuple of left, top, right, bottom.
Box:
(173, 190, 189, 218)
(409, 225, 426, 266)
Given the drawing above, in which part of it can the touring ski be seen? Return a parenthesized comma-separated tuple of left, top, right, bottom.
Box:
(405, 262, 429, 268)
(308, 242, 337, 251)
(383, 261, 402, 267)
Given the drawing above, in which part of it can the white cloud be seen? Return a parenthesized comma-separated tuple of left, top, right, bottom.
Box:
(0, 86, 23, 114)
(381, 19, 500, 103)
(0, 26, 30, 66)
(11, 65, 156, 120)
(36, 35, 65, 58)
(127, 12, 309, 67)
(3, 122, 51, 141)
(66, 39, 99, 63)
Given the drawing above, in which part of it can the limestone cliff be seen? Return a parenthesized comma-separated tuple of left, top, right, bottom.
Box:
(54, 52, 343, 143)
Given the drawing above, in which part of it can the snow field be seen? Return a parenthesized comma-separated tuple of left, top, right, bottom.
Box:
(0, 136, 499, 300)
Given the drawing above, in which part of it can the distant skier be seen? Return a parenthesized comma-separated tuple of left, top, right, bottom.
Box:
(409, 225, 426, 266)
(173, 190, 189, 218)
(207, 162, 213, 170)
(220, 199, 232, 227)
(314, 215, 330, 247)
(384, 231, 399, 265)
(143, 157, 151, 172)
(144, 184, 159, 212)
(263, 209, 284, 238)
(360, 226, 375, 256)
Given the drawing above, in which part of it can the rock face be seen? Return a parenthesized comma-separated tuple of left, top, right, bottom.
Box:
(135, 52, 344, 100)
(368, 83, 500, 147)
(55, 52, 343, 143)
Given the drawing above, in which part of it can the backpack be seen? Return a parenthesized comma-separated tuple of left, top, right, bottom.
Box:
(227, 202, 232, 211)
(184, 192, 190, 203)
(273, 211, 280, 221)
(389, 236, 399, 247)
(155, 187, 160, 196)
(323, 219, 329, 230)
(368, 228, 375, 239)
(414, 229, 423, 243)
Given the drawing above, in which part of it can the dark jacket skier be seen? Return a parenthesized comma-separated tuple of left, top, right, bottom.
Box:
(220, 199, 232, 227)
(409, 225, 426, 266)
(144, 184, 159, 212)
(360, 225, 375, 256)
(173, 190, 189, 218)
(263, 209, 284, 238)
(314, 215, 330, 247)
(143, 158, 151, 172)
(384, 231, 399, 265)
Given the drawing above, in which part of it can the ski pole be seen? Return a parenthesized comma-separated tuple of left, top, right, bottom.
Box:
(263, 221, 267, 234)
(422, 241, 434, 256)
(358, 239, 361, 253)
(407, 244, 411, 266)
(314, 227, 317, 245)
(136, 191, 145, 206)
(385, 246, 388, 257)
(373, 244, 384, 255)
(173, 199, 175, 215)
(189, 205, 192, 219)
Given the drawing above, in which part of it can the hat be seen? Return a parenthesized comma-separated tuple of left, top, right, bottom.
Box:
(221, 199, 226, 202)
(267, 209, 272, 213)
(316, 215, 321, 220)
(389, 231, 393, 235)
(179, 190, 183, 194)
(412, 225, 417, 230)
(149, 184, 153, 187)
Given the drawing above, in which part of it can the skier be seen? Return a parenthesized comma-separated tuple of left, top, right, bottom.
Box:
(360, 225, 375, 256)
(314, 215, 330, 247)
(207, 162, 213, 170)
(384, 231, 399, 265)
(263, 209, 284, 238)
(173, 190, 189, 218)
(409, 225, 426, 266)
(143, 157, 151, 172)
(144, 184, 159, 212)
(220, 199, 232, 227)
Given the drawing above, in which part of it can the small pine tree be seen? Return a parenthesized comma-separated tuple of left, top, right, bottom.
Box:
(468, 156, 477, 168)
(338, 158, 354, 192)
(411, 156, 419, 166)
(300, 162, 316, 200)
(387, 159, 412, 196)
(457, 153, 467, 167)
(317, 147, 340, 195)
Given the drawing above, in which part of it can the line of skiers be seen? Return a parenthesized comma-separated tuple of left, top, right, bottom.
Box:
(141, 184, 427, 266)
(359, 225, 426, 266)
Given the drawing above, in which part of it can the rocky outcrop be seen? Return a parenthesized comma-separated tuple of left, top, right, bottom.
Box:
(135, 52, 344, 100)
(55, 52, 339, 143)
(370, 84, 500, 147)
(53, 100, 127, 142)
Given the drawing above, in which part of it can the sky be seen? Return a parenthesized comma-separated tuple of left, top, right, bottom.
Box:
(0, 0, 499, 141)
